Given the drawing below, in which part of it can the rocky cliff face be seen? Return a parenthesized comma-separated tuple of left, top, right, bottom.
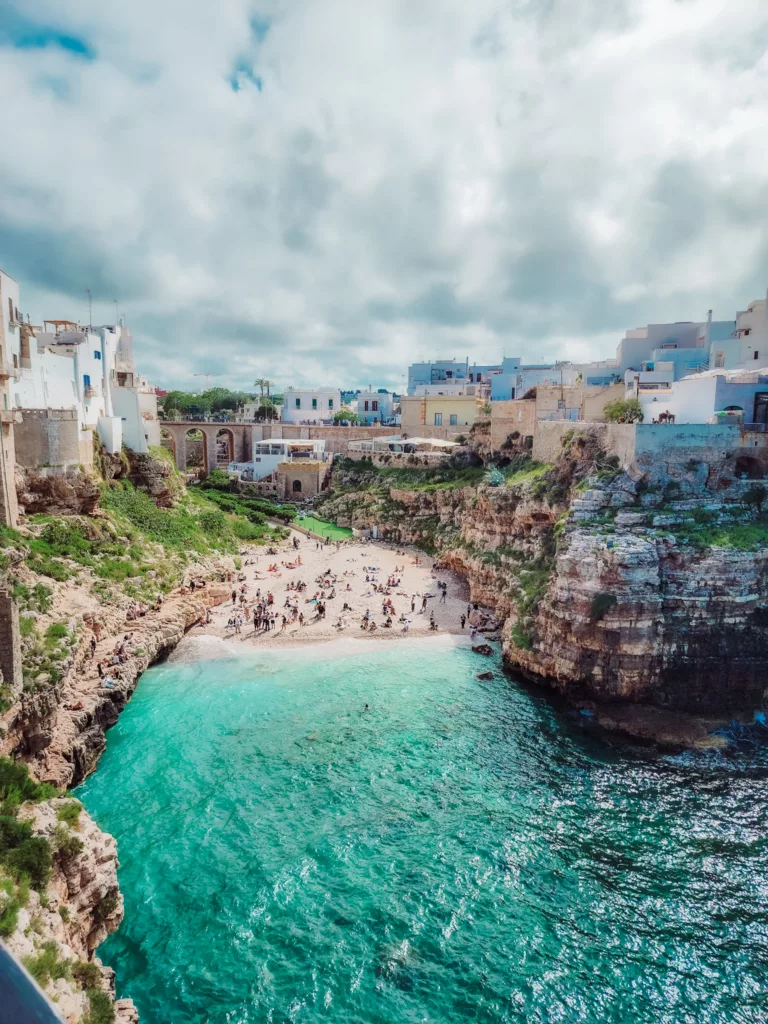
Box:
(512, 495, 768, 714)
(16, 466, 101, 517)
(4, 799, 138, 1024)
(319, 450, 768, 731)
(3, 586, 229, 788)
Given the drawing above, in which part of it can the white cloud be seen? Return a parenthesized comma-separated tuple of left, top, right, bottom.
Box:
(1, 0, 767, 392)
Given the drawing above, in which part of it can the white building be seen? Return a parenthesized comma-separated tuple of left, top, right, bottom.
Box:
(229, 439, 328, 482)
(709, 294, 768, 371)
(0, 269, 159, 459)
(281, 388, 340, 424)
(355, 390, 395, 424)
(628, 366, 768, 427)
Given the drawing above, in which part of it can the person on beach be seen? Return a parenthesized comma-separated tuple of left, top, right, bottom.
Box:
(421, 596, 427, 613)
(460, 614, 466, 629)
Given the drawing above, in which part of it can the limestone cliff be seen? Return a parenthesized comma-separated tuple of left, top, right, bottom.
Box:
(3, 587, 229, 788)
(3, 798, 137, 1023)
(318, 449, 768, 736)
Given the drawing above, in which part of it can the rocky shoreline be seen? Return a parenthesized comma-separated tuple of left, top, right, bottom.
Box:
(1, 575, 233, 1024)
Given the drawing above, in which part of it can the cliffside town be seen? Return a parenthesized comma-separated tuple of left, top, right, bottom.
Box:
(1, 405, 767, 1021)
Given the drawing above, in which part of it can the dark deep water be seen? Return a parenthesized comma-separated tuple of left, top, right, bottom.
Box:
(77, 638, 768, 1024)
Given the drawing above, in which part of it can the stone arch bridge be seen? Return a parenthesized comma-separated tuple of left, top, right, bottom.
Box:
(160, 422, 252, 475)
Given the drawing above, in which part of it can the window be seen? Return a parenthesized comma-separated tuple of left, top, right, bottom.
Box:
(94, 350, 101, 360)
(449, 414, 457, 426)
(714, 352, 725, 368)
(755, 351, 760, 360)
(295, 397, 301, 408)
(312, 397, 317, 409)
(364, 400, 369, 411)
(83, 374, 91, 388)
(434, 412, 443, 426)
(292, 479, 302, 492)
(328, 398, 333, 409)
(372, 401, 378, 411)
(745, 329, 752, 336)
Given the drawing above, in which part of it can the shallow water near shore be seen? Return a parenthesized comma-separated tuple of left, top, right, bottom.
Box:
(77, 638, 768, 1024)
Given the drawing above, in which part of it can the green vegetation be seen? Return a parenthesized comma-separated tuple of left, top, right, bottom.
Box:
(509, 622, 533, 651)
(102, 481, 285, 554)
(161, 386, 254, 419)
(0, 760, 60, 917)
(665, 515, 768, 552)
(52, 824, 84, 858)
(198, 472, 296, 525)
(297, 516, 353, 541)
(23, 941, 72, 986)
(590, 592, 618, 622)
(56, 801, 82, 829)
(333, 408, 362, 424)
(72, 961, 103, 989)
(331, 457, 486, 494)
(603, 397, 644, 423)
(504, 461, 551, 488)
(743, 485, 767, 512)
(84, 987, 115, 1024)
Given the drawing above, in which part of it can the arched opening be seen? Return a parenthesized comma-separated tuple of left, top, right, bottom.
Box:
(724, 405, 743, 412)
(216, 428, 234, 466)
(734, 455, 764, 480)
(160, 428, 176, 459)
(185, 428, 206, 474)
(292, 479, 302, 493)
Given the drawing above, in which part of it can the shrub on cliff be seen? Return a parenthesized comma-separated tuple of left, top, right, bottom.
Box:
(603, 398, 643, 423)
(84, 987, 115, 1024)
(22, 941, 72, 987)
(590, 592, 618, 622)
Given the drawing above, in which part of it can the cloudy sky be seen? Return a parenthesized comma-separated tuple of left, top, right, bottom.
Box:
(1, 0, 767, 392)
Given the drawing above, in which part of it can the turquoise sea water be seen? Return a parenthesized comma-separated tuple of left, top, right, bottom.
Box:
(77, 639, 768, 1024)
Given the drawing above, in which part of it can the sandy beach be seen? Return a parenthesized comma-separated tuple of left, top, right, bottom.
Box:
(189, 528, 475, 648)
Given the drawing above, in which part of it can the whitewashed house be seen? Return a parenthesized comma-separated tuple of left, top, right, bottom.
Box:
(356, 390, 395, 424)
(281, 388, 340, 424)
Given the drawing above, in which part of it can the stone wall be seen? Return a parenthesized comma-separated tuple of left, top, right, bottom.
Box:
(276, 460, 328, 499)
(490, 399, 536, 451)
(14, 409, 82, 469)
(0, 589, 22, 700)
(0, 417, 19, 526)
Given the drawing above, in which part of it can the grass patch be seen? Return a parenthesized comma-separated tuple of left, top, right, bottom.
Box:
(665, 514, 768, 551)
(55, 801, 81, 829)
(23, 941, 71, 987)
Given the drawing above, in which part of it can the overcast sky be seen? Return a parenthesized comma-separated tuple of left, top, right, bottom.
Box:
(1, 0, 767, 393)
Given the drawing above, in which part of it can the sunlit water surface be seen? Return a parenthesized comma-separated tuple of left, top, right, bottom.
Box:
(77, 638, 768, 1024)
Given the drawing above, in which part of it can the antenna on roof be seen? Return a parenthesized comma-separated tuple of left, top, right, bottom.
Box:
(113, 299, 119, 326)
(86, 289, 92, 329)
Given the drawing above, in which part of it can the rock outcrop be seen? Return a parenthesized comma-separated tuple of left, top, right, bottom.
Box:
(318, 451, 768, 739)
(3, 585, 230, 788)
(16, 466, 101, 517)
(4, 799, 138, 1024)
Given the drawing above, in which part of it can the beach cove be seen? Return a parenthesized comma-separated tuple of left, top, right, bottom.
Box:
(76, 624, 768, 1023)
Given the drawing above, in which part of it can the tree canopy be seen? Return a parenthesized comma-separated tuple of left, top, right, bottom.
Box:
(603, 397, 644, 424)
(161, 387, 254, 418)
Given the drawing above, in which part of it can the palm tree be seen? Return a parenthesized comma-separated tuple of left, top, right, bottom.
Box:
(263, 379, 276, 397)
(254, 378, 269, 398)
